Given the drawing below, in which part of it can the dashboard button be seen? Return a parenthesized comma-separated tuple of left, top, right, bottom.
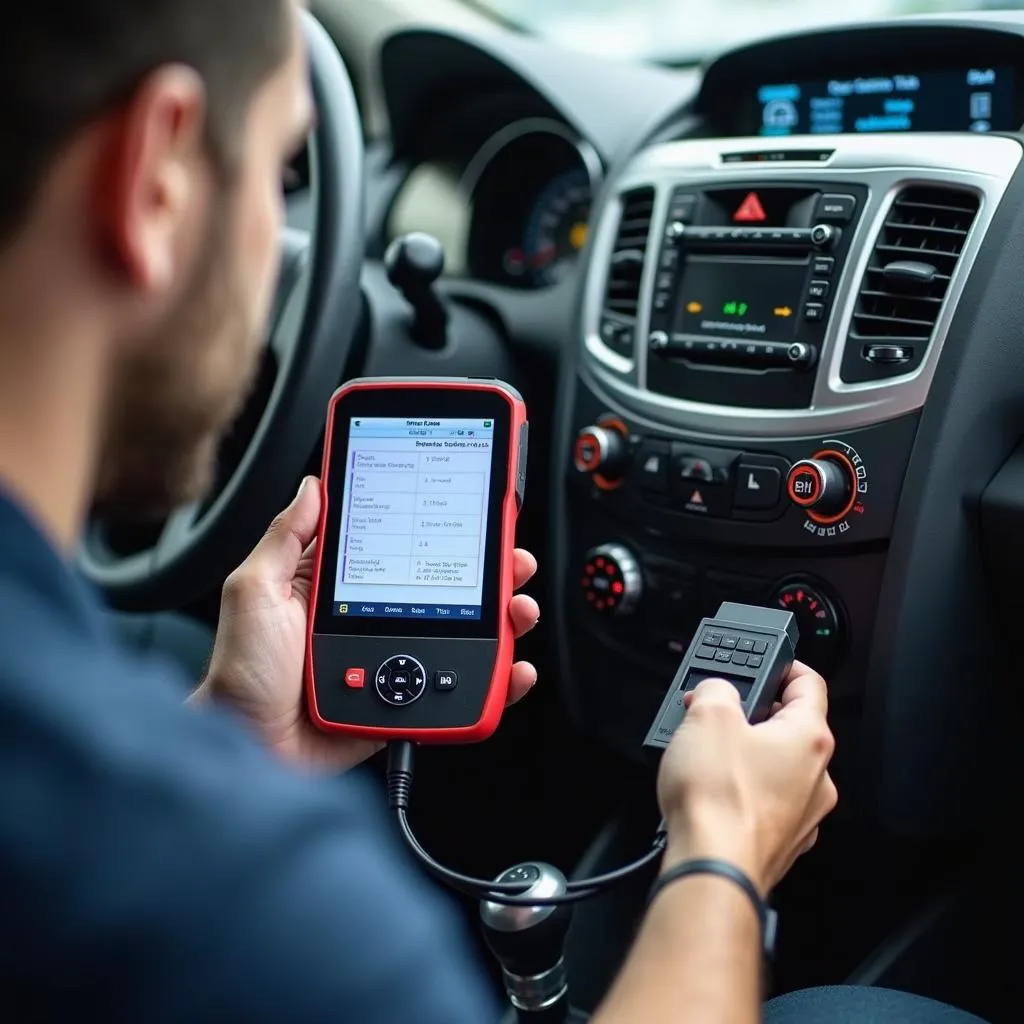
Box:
(814, 193, 857, 222)
(812, 256, 835, 276)
(344, 667, 365, 689)
(804, 302, 825, 322)
(677, 456, 715, 483)
(633, 440, 670, 491)
(696, 645, 716, 660)
(734, 463, 782, 511)
(807, 279, 830, 299)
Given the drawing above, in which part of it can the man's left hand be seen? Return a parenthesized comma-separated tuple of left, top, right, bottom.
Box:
(195, 477, 541, 771)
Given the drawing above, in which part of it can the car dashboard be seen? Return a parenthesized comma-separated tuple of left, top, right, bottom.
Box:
(350, 12, 1024, 849)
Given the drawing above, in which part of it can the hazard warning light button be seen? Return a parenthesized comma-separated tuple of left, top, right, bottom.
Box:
(732, 191, 767, 223)
(669, 444, 732, 518)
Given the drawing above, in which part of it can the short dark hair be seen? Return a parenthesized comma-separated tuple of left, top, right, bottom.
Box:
(0, 1, 289, 241)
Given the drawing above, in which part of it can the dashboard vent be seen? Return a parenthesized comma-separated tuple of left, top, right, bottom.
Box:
(851, 185, 980, 345)
(603, 187, 655, 320)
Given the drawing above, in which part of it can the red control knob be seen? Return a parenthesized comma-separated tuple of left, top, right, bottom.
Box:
(786, 452, 857, 524)
(574, 419, 628, 489)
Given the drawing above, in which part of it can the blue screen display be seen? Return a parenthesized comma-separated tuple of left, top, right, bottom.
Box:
(757, 67, 1016, 136)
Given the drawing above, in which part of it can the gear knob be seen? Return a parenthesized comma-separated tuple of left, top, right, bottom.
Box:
(384, 232, 448, 349)
(481, 863, 573, 1017)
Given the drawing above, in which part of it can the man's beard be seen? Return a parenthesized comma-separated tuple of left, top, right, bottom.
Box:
(93, 199, 264, 522)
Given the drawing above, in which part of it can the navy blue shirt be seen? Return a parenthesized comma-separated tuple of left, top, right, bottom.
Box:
(0, 490, 501, 1021)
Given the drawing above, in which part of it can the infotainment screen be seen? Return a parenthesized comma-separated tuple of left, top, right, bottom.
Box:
(757, 67, 1016, 135)
(672, 257, 806, 345)
(333, 417, 494, 621)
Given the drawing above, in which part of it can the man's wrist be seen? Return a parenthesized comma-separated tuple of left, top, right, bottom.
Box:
(661, 818, 763, 894)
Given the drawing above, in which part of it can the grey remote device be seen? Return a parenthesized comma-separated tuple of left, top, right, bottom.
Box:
(644, 602, 799, 751)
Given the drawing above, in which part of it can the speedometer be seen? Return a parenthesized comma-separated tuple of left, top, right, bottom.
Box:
(517, 169, 593, 288)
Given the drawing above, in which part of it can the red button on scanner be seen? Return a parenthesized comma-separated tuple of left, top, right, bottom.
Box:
(344, 667, 365, 688)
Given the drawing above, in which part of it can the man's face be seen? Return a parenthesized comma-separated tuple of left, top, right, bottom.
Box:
(96, 4, 314, 519)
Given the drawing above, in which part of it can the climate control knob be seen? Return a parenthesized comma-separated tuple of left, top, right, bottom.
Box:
(574, 421, 628, 484)
(580, 543, 642, 616)
(787, 454, 856, 522)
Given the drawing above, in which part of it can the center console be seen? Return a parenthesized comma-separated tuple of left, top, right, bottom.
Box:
(555, 133, 1021, 762)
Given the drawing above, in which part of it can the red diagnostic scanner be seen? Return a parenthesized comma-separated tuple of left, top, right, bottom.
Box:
(305, 377, 528, 743)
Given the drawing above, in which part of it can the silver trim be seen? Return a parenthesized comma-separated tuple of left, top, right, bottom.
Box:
(502, 961, 569, 1012)
(581, 133, 1022, 438)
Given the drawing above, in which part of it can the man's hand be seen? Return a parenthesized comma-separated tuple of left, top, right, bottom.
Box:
(196, 477, 541, 771)
(656, 663, 838, 894)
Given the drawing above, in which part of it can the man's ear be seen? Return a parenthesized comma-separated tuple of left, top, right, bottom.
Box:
(94, 65, 208, 296)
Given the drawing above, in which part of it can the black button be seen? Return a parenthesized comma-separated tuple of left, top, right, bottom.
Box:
(634, 440, 670, 491)
(732, 652, 749, 666)
(807, 279, 830, 299)
(435, 670, 458, 691)
(814, 193, 856, 222)
(720, 635, 739, 649)
(752, 640, 768, 654)
(865, 344, 911, 365)
(696, 645, 716, 660)
(737, 638, 755, 652)
(812, 256, 835, 276)
(734, 463, 782, 511)
(377, 655, 427, 706)
(516, 424, 529, 509)
(702, 632, 722, 647)
(677, 456, 715, 483)
(747, 654, 764, 669)
(714, 650, 733, 663)
(804, 303, 825, 322)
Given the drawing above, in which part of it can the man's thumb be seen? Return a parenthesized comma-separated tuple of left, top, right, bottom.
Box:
(254, 476, 322, 579)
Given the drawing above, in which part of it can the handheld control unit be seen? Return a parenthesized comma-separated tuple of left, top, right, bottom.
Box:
(644, 602, 798, 749)
(306, 377, 528, 743)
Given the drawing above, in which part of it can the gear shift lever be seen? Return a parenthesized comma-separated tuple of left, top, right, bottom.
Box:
(480, 863, 587, 1023)
(384, 232, 448, 349)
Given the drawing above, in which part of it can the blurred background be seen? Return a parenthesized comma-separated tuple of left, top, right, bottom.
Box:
(468, 1, 1024, 63)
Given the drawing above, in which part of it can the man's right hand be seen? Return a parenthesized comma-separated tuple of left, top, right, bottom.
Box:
(656, 662, 838, 894)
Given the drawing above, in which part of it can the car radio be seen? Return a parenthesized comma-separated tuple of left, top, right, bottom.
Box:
(646, 183, 867, 410)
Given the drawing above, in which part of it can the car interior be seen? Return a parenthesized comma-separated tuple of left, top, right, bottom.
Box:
(78, 1, 1024, 1020)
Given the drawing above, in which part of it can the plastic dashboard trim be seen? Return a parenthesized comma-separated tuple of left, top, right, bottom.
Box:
(580, 133, 1023, 438)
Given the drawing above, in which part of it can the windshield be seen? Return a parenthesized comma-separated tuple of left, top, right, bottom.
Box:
(471, 1, 1024, 63)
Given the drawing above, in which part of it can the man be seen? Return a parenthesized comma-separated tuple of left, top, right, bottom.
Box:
(0, 2, 970, 1022)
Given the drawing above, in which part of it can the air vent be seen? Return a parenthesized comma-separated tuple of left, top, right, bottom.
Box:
(603, 187, 655, 321)
(851, 185, 980, 346)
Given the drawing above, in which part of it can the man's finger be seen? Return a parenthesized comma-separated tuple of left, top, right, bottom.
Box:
(509, 594, 540, 639)
(506, 661, 537, 705)
(512, 549, 538, 590)
(686, 677, 745, 713)
(246, 477, 322, 583)
(773, 661, 829, 718)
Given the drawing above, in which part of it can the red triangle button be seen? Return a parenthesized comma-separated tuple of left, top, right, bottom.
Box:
(733, 191, 767, 223)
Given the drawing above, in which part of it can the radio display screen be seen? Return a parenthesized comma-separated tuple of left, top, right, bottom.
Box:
(672, 257, 806, 345)
(757, 67, 1016, 136)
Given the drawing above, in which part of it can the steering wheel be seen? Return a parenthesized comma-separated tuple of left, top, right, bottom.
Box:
(79, 11, 364, 612)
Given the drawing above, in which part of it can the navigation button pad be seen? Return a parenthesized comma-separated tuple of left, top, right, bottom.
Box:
(375, 654, 427, 707)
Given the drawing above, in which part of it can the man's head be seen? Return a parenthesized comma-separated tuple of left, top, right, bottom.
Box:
(0, 1, 314, 518)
